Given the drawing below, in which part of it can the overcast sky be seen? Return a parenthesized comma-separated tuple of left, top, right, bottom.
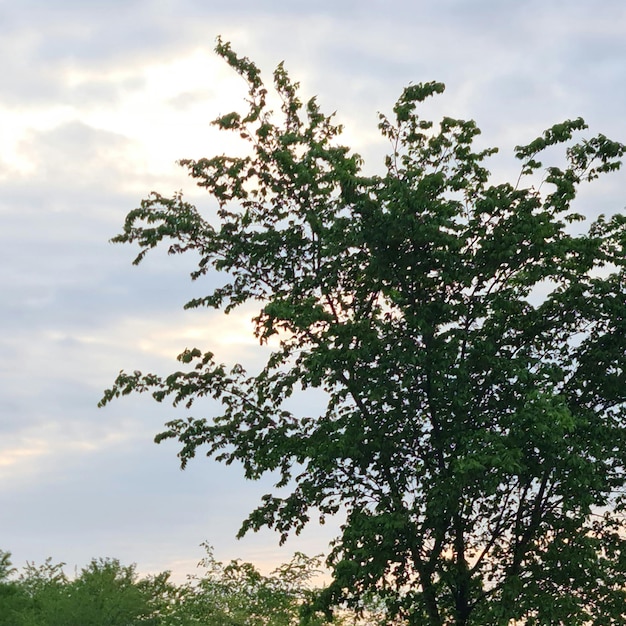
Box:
(2, 0, 625, 581)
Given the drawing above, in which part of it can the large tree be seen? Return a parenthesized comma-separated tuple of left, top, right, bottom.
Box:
(101, 40, 626, 625)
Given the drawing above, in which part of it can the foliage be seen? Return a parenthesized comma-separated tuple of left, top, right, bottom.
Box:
(0, 546, 346, 626)
(65, 558, 168, 625)
(167, 543, 336, 625)
(0, 550, 25, 626)
(0, 551, 14, 582)
(0, 555, 171, 626)
(101, 38, 626, 625)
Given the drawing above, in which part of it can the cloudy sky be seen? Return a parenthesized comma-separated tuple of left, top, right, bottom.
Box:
(2, 0, 625, 581)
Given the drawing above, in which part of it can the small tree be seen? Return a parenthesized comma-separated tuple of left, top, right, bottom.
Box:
(168, 544, 334, 625)
(67, 558, 168, 625)
(13, 557, 70, 626)
(0, 551, 15, 583)
(101, 39, 626, 625)
(0, 550, 25, 626)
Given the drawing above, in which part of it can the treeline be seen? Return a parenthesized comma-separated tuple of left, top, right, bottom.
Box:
(0, 545, 388, 625)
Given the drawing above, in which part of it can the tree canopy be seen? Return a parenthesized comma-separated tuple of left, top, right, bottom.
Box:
(100, 39, 626, 625)
(0, 552, 168, 626)
(0, 546, 344, 625)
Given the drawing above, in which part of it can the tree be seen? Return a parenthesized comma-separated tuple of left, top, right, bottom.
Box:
(167, 543, 336, 625)
(0, 550, 26, 626)
(0, 551, 15, 583)
(0, 555, 173, 626)
(100, 39, 626, 625)
(11, 556, 70, 626)
(0, 545, 360, 626)
(65, 558, 170, 626)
